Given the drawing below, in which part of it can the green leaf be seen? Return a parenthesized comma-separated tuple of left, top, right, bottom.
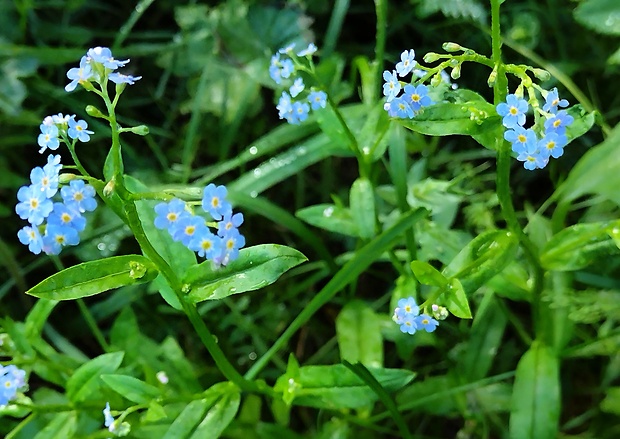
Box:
(397, 101, 500, 137)
(162, 399, 211, 439)
(556, 123, 620, 206)
(66, 352, 124, 403)
(335, 301, 383, 368)
(100, 374, 161, 404)
(349, 178, 376, 239)
(565, 104, 596, 142)
(444, 278, 472, 319)
(509, 342, 560, 439)
(443, 230, 519, 295)
(540, 221, 620, 271)
(185, 244, 307, 302)
(296, 204, 359, 237)
(25, 255, 158, 301)
(25, 299, 58, 338)
(189, 390, 241, 439)
(125, 175, 197, 309)
(601, 387, 620, 415)
(274, 364, 415, 409)
(33, 411, 77, 439)
(574, 0, 620, 35)
(356, 101, 391, 161)
(410, 260, 449, 287)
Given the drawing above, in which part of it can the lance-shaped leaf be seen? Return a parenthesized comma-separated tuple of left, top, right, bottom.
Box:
(101, 374, 162, 404)
(66, 352, 124, 403)
(185, 244, 307, 302)
(25, 255, 158, 301)
(350, 178, 376, 239)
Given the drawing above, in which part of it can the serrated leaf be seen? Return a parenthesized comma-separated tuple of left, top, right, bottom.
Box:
(66, 352, 124, 403)
(101, 374, 161, 404)
(185, 244, 307, 302)
(25, 255, 158, 300)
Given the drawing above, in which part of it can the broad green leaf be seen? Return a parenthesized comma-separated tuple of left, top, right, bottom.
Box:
(398, 101, 500, 137)
(101, 374, 161, 404)
(509, 342, 560, 439)
(444, 278, 472, 319)
(125, 175, 197, 310)
(296, 204, 359, 237)
(162, 399, 211, 439)
(189, 390, 241, 438)
(556, 123, 620, 205)
(25, 255, 158, 301)
(601, 387, 620, 415)
(574, 0, 620, 35)
(32, 411, 77, 439)
(66, 352, 124, 403)
(274, 364, 415, 409)
(410, 260, 449, 287)
(459, 293, 507, 380)
(349, 178, 376, 239)
(443, 230, 519, 296)
(540, 221, 620, 271)
(145, 401, 168, 422)
(335, 301, 383, 368)
(185, 244, 307, 302)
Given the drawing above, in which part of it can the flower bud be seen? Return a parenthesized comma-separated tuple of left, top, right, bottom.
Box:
(85, 105, 107, 119)
(442, 42, 463, 52)
(103, 179, 115, 197)
(423, 52, 441, 63)
(531, 68, 551, 81)
(127, 125, 149, 136)
(487, 65, 498, 87)
(451, 64, 461, 80)
(59, 173, 78, 184)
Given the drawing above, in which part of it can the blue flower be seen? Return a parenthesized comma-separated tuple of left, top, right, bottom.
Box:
(218, 228, 245, 265)
(0, 364, 26, 406)
(397, 297, 420, 316)
(16, 185, 53, 225)
(542, 88, 569, 114)
(202, 184, 232, 221)
(65, 56, 94, 92)
(87, 47, 129, 70)
(103, 402, 115, 429)
(154, 198, 189, 233)
(308, 90, 327, 110)
(280, 59, 295, 80)
(415, 314, 439, 332)
(217, 212, 244, 237)
(109, 72, 142, 85)
(47, 202, 87, 232)
(538, 131, 567, 159)
(387, 97, 413, 119)
(291, 101, 310, 124)
(45, 154, 63, 176)
(60, 180, 97, 213)
(18, 226, 44, 255)
(277, 91, 294, 120)
(30, 162, 60, 199)
(516, 149, 548, 170)
(37, 124, 60, 154)
(172, 215, 207, 246)
(382, 70, 401, 102)
(279, 43, 296, 54)
(289, 77, 305, 98)
(189, 229, 223, 259)
(402, 84, 432, 112)
(42, 223, 80, 255)
(297, 43, 317, 57)
(269, 54, 283, 84)
(399, 314, 418, 335)
(496, 94, 528, 129)
(68, 117, 94, 142)
(504, 126, 537, 154)
(395, 49, 416, 77)
(544, 110, 573, 135)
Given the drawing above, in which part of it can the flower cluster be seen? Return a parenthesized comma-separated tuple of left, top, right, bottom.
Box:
(37, 113, 94, 154)
(16, 155, 97, 255)
(496, 88, 574, 170)
(103, 402, 131, 436)
(269, 43, 328, 125)
(392, 297, 445, 335)
(383, 49, 435, 118)
(0, 364, 27, 407)
(66, 46, 141, 92)
(154, 184, 245, 267)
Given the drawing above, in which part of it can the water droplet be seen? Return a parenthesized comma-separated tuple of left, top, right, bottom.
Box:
(249, 146, 258, 155)
(323, 206, 334, 217)
(250, 191, 258, 198)
(248, 352, 257, 360)
(97, 242, 107, 251)
(253, 168, 262, 177)
(362, 146, 371, 155)
(298, 146, 307, 155)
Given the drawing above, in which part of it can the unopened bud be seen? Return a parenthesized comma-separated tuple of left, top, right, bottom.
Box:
(487, 65, 498, 87)
(451, 64, 461, 80)
(531, 68, 551, 81)
(423, 52, 441, 63)
(103, 179, 115, 197)
(442, 42, 463, 52)
(127, 125, 149, 136)
(59, 173, 78, 184)
(86, 105, 107, 119)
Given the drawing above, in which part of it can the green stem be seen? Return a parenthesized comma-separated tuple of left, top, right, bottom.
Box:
(374, 0, 387, 100)
(77, 298, 109, 351)
(490, 0, 545, 330)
